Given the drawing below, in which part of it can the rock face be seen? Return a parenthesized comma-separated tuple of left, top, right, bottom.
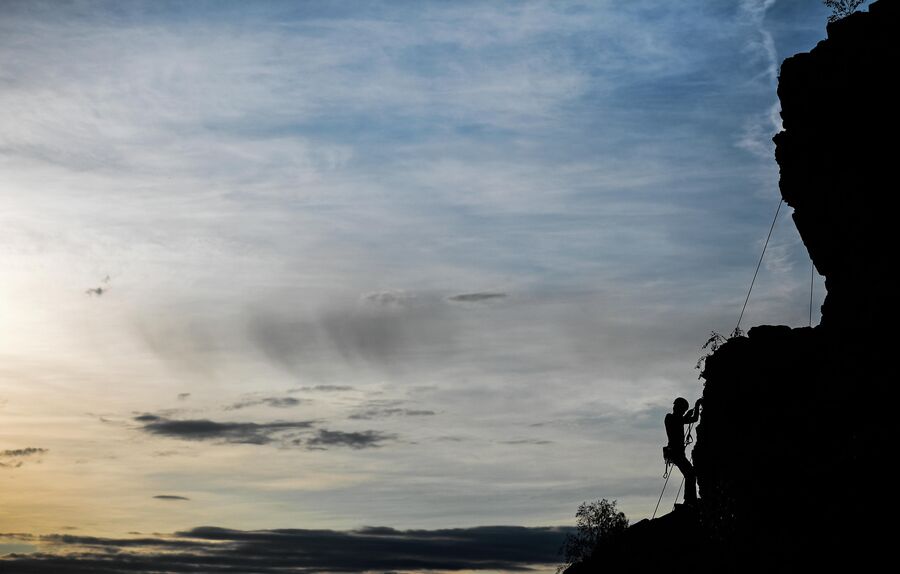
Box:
(772, 0, 898, 334)
(569, 2, 897, 572)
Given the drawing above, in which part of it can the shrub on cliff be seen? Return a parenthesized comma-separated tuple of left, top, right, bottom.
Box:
(558, 499, 628, 573)
(824, 0, 865, 22)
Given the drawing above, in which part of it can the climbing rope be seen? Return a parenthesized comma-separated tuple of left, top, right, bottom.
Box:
(809, 259, 815, 327)
(734, 198, 784, 334)
(673, 476, 685, 507)
(652, 464, 673, 520)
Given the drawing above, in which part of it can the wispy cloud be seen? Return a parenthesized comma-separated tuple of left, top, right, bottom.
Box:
(362, 290, 418, 307)
(225, 396, 305, 411)
(349, 408, 436, 420)
(289, 385, 355, 393)
(737, 0, 783, 157)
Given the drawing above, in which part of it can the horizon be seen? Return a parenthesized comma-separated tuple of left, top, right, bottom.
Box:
(1, 1, 849, 571)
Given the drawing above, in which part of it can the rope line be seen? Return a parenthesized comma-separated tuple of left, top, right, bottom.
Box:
(651, 466, 672, 520)
(735, 198, 784, 333)
(809, 259, 815, 327)
(673, 476, 685, 507)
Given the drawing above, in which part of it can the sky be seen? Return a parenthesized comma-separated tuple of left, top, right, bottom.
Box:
(0, 0, 853, 571)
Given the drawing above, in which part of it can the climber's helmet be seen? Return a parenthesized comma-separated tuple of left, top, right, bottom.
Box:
(673, 397, 689, 414)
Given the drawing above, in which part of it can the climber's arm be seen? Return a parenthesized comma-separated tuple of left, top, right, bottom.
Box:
(684, 399, 702, 424)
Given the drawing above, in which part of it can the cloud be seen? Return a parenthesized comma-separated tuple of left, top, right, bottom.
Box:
(84, 275, 111, 297)
(737, 0, 783, 158)
(133, 414, 394, 451)
(362, 290, 417, 307)
(133, 413, 161, 422)
(225, 396, 305, 411)
(135, 415, 314, 445)
(305, 429, 397, 450)
(153, 495, 190, 501)
(446, 292, 507, 303)
(349, 408, 436, 420)
(177, 393, 191, 401)
(741, 0, 779, 81)
(246, 302, 458, 374)
(1, 447, 47, 457)
(289, 385, 355, 393)
(0, 447, 48, 468)
(0, 525, 571, 573)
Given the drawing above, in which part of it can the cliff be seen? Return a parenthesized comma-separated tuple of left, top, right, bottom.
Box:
(569, 2, 897, 571)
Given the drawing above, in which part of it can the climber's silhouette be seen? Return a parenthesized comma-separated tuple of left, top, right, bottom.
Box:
(664, 397, 702, 504)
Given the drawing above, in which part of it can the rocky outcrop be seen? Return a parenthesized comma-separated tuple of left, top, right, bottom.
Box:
(569, 2, 897, 571)
(773, 0, 898, 334)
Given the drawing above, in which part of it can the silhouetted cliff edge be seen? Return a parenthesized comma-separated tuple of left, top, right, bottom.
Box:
(568, 2, 896, 572)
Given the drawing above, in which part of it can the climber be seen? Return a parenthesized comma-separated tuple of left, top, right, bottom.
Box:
(664, 397, 702, 505)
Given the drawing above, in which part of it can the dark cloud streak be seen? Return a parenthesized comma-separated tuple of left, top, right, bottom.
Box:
(1, 448, 47, 457)
(305, 429, 397, 450)
(289, 385, 355, 393)
(136, 415, 314, 445)
(0, 447, 48, 468)
(349, 407, 436, 420)
(447, 292, 507, 303)
(134, 414, 398, 451)
(1, 525, 571, 573)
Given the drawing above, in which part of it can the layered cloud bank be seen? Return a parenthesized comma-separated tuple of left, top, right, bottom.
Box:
(2, 525, 570, 573)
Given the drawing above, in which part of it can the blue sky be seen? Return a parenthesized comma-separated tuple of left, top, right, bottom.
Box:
(0, 0, 852, 570)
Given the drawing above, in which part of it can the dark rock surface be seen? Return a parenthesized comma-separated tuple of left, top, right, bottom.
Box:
(569, 2, 896, 571)
(773, 0, 898, 334)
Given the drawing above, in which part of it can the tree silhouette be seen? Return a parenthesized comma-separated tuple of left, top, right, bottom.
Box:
(823, 0, 864, 23)
(558, 499, 628, 573)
